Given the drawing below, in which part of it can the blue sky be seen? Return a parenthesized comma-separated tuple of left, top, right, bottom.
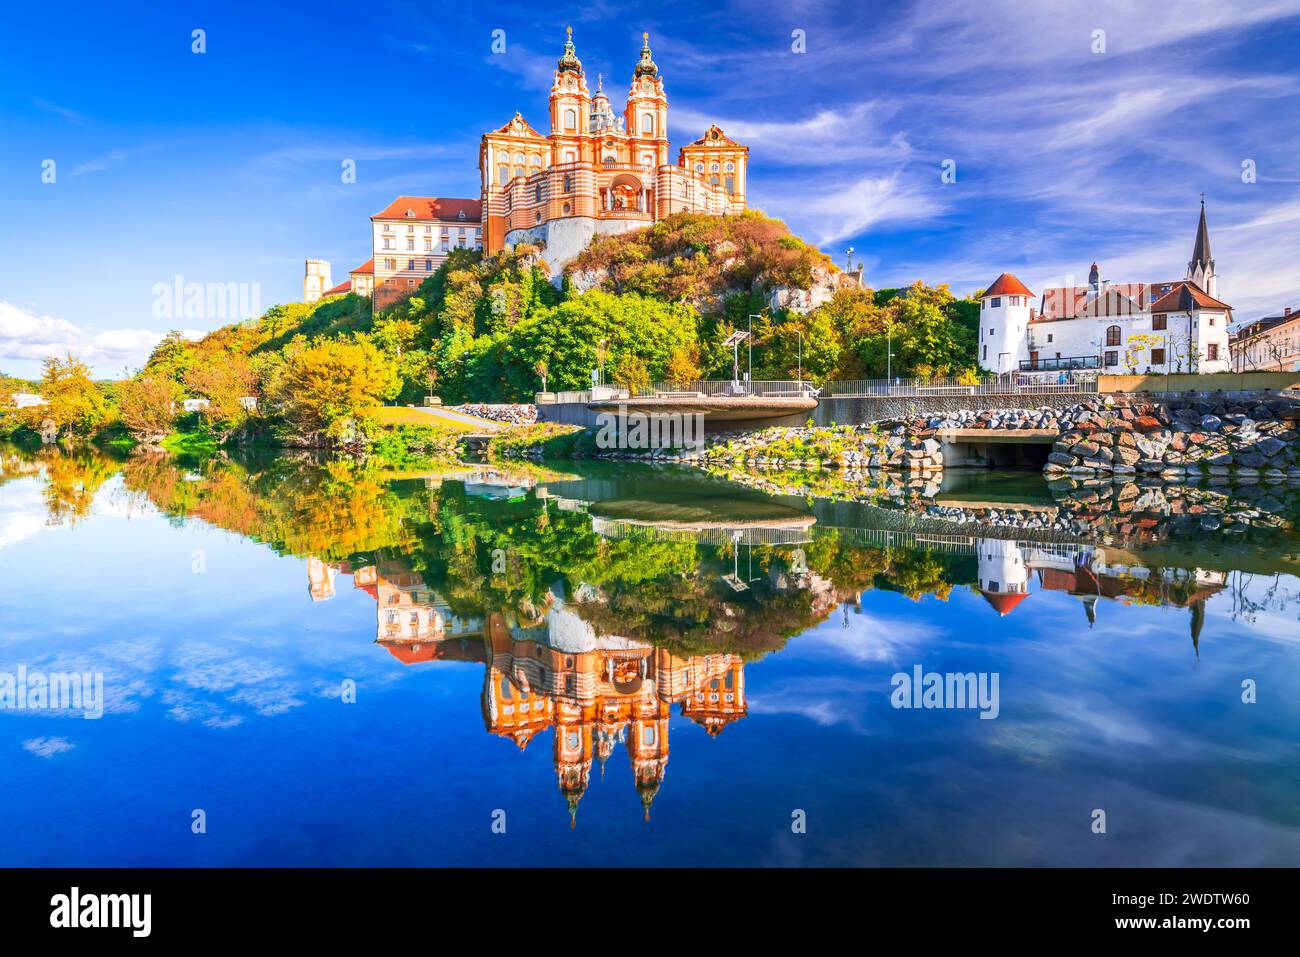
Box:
(3, 0, 1299, 377)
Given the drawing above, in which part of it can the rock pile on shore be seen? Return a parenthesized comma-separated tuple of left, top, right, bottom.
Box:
(1042, 394, 1300, 480)
(453, 404, 537, 425)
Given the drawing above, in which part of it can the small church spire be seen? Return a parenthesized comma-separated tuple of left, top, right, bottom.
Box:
(1187, 197, 1217, 297)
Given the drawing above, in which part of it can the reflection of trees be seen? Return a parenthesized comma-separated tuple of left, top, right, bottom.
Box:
(119, 454, 424, 562)
(38, 448, 119, 526)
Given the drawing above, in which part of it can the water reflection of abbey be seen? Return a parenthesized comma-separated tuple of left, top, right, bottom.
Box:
(307, 554, 747, 824)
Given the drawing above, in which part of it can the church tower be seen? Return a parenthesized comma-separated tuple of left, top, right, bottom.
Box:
(624, 33, 669, 169)
(1186, 198, 1217, 299)
(550, 27, 591, 142)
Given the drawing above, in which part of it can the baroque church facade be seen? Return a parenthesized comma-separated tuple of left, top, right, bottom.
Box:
(479, 29, 749, 277)
(978, 201, 1232, 375)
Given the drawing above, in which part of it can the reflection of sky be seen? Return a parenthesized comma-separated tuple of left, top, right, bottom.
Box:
(1, 473, 1298, 866)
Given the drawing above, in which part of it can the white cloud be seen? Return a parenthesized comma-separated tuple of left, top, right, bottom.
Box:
(0, 300, 192, 374)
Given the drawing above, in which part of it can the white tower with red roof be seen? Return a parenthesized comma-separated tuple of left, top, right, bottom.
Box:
(978, 273, 1035, 373)
(976, 538, 1030, 617)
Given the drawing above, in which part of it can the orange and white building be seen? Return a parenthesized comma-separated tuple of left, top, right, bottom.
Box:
(370, 196, 482, 310)
(479, 29, 748, 277)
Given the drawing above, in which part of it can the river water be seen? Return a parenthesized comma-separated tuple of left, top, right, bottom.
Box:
(0, 445, 1297, 865)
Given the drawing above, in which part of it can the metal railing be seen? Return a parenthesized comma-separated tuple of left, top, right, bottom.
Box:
(1018, 356, 1101, 372)
(545, 374, 1098, 405)
(825, 374, 1098, 398)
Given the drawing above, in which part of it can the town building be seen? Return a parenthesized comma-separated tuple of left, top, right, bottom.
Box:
(370, 196, 482, 310)
(978, 201, 1232, 375)
(478, 29, 748, 277)
(1231, 305, 1300, 372)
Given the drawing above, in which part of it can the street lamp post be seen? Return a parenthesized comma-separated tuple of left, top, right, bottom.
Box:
(886, 321, 893, 382)
(795, 328, 803, 385)
(747, 313, 761, 393)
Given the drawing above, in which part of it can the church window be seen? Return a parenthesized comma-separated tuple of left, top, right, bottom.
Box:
(725, 175, 735, 193)
(603, 155, 615, 165)
(643, 726, 656, 746)
(642, 113, 653, 133)
(566, 731, 579, 749)
(710, 162, 720, 172)
(535, 184, 542, 203)
(1105, 325, 1121, 346)
(535, 210, 542, 223)
(1152, 314, 1167, 330)
(530, 154, 541, 166)
(563, 174, 572, 192)
(725, 161, 735, 172)
(710, 175, 719, 186)
(514, 166, 524, 179)
(498, 165, 508, 184)
(1104, 350, 1118, 367)
(694, 162, 704, 172)
(513, 152, 524, 164)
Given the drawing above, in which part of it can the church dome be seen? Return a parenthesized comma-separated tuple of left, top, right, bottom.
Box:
(634, 32, 658, 78)
(557, 26, 582, 74)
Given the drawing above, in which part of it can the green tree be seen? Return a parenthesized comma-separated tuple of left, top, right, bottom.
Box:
(39, 354, 109, 439)
(118, 376, 179, 442)
(267, 338, 400, 437)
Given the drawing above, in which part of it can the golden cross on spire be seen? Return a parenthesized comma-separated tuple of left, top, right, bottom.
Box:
(567, 25, 572, 37)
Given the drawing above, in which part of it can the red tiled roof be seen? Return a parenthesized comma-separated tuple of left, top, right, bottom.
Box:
(1149, 280, 1231, 313)
(1037, 281, 1182, 322)
(324, 279, 351, 296)
(349, 258, 374, 276)
(372, 196, 481, 223)
(981, 273, 1034, 299)
(980, 590, 1029, 616)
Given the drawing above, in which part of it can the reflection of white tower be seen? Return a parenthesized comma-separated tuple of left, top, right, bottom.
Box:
(978, 273, 1034, 373)
(306, 556, 336, 602)
(976, 538, 1029, 616)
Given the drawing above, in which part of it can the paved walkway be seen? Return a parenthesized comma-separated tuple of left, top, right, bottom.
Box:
(406, 406, 508, 432)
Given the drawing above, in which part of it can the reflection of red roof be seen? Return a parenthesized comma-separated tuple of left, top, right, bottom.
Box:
(982, 273, 1034, 299)
(980, 590, 1029, 616)
(376, 639, 485, 665)
(357, 583, 379, 601)
(371, 195, 481, 223)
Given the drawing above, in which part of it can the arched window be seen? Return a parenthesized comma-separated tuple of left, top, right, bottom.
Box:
(725, 175, 735, 193)
(564, 109, 576, 130)
(642, 113, 653, 133)
(535, 210, 542, 223)
(534, 184, 542, 203)
(710, 175, 720, 187)
(562, 174, 572, 192)
(1105, 325, 1121, 347)
(497, 165, 508, 184)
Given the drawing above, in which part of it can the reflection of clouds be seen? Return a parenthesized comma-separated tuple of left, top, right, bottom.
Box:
(171, 641, 288, 693)
(0, 480, 64, 550)
(23, 736, 74, 757)
(792, 605, 941, 666)
(161, 689, 244, 730)
(228, 683, 304, 717)
(749, 676, 878, 733)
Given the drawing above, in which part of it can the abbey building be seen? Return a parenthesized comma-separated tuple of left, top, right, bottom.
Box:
(479, 29, 749, 276)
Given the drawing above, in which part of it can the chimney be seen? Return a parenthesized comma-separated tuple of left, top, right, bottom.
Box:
(1286, 307, 1293, 317)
